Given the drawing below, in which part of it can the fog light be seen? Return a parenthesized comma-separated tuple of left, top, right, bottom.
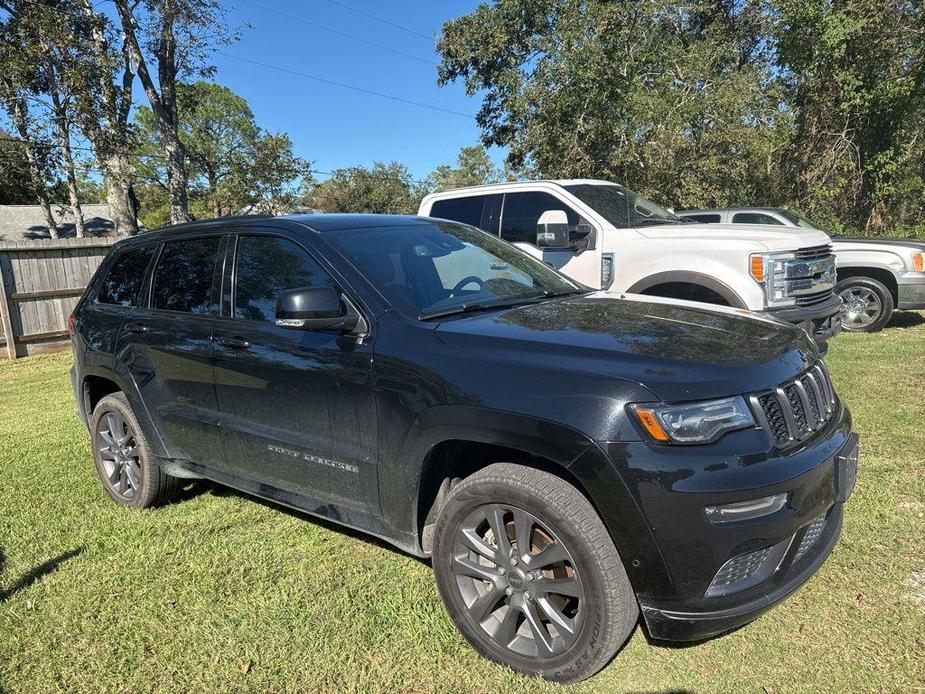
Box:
(705, 493, 787, 524)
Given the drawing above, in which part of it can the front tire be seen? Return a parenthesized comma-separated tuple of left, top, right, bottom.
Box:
(432, 463, 638, 683)
(837, 276, 894, 332)
(90, 392, 179, 508)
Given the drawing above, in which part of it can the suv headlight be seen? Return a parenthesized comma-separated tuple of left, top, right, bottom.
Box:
(750, 252, 796, 307)
(631, 396, 755, 444)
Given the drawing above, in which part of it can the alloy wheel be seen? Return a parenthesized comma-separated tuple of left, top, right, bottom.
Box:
(839, 286, 883, 329)
(450, 503, 584, 658)
(96, 411, 141, 499)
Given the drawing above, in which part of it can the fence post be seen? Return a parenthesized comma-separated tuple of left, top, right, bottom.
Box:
(0, 252, 16, 359)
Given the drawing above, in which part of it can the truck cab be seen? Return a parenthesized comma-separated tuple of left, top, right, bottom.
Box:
(678, 207, 925, 332)
(420, 180, 842, 345)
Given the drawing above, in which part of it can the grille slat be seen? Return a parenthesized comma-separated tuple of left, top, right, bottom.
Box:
(794, 244, 833, 260)
(752, 363, 837, 448)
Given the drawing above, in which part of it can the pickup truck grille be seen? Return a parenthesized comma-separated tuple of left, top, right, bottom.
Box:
(749, 362, 837, 448)
(795, 244, 833, 260)
(795, 288, 834, 307)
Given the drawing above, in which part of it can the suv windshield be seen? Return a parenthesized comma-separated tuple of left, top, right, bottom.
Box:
(325, 220, 584, 319)
(563, 183, 685, 228)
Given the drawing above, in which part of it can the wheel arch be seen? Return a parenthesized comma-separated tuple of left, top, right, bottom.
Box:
(401, 406, 674, 597)
(835, 265, 900, 304)
(626, 272, 748, 309)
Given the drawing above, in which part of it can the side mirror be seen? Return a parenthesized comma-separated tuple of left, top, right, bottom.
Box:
(275, 286, 359, 332)
(536, 209, 571, 248)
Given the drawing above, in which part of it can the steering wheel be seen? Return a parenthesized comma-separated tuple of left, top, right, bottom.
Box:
(450, 276, 485, 297)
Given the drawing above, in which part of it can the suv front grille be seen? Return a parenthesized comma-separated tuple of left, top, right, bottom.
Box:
(749, 362, 837, 448)
(795, 244, 833, 260)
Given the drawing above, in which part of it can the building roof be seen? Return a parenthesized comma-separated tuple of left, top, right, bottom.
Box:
(0, 204, 120, 242)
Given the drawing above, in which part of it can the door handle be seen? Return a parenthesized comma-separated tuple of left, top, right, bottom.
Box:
(123, 322, 149, 334)
(214, 335, 251, 350)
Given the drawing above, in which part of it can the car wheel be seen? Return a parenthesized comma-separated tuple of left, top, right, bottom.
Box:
(836, 277, 894, 332)
(90, 392, 179, 509)
(432, 463, 638, 683)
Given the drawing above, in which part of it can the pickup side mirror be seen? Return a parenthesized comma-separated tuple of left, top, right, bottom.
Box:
(275, 286, 360, 333)
(536, 209, 571, 248)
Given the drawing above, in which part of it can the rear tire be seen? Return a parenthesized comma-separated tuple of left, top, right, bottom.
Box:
(432, 463, 637, 683)
(836, 276, 894, 332)
(90, 392, 180, 509)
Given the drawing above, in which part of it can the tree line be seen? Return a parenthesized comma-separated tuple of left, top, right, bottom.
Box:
(2, 0, 922, 238)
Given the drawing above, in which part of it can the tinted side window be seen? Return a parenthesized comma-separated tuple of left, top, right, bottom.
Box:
(430, 196, 486, 228)
(234, 235, 336, 322)
(683, 213, 721, 224)
(732, 212, 778, 225)
(96, 246, 155, 306)
(151, 237, 221, 314)
(500, 192, 579, 244)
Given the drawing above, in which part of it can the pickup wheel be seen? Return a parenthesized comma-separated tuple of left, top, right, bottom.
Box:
(90, 392, 180, 509)
(836, 276, 894, 332)
(432, 463, 637, 683)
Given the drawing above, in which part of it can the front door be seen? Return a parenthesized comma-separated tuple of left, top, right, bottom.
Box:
(210, 232, 378, 513)
(499, 191, 602, 288)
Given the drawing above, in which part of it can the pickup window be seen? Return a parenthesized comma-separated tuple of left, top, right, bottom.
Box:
(500, 191, 580, 245)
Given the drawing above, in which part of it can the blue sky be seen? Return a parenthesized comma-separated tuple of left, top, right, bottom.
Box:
(213, 0, 501, 182)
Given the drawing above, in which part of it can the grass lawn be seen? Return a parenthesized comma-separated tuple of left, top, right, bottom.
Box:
(1, 315, 923, 693)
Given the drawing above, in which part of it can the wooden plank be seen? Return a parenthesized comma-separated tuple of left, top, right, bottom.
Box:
(18, 329, 69, 343)
(0, 251, 16, 358)
(0, 237, 121, 252)
(10, 287, 85, 300)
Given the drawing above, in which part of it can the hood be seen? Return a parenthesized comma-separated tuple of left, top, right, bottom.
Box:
(636, 222, 831, 251)
(434, 294, 819, 402)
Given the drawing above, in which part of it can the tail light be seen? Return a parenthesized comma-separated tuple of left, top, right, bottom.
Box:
(67, 313, 76, 336)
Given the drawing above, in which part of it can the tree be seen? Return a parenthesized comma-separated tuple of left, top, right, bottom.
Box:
(769, 0, 925, 233)
(133, 81, 310, 218)
(436, 0, 785, 209)
(114, 0, 238, 224)
(0, 128, 36, 204)
(309, 162, 421, 214)
(426, 145, 499, 192)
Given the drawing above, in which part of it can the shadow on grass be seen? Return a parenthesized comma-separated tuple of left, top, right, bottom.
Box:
(0, 546, 83, 603)
(888, 311, 925, 329)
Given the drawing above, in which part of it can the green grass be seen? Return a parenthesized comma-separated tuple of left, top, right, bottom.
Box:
(1, 315, 924, 693)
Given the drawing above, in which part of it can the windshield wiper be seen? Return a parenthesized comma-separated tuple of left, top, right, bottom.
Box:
(419, 297, 550, 321)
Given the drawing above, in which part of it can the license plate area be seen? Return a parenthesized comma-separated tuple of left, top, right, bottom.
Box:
(835, 432, 860, 502)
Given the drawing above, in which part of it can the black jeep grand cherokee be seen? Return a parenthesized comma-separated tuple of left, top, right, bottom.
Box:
(69, 214, 858, 682)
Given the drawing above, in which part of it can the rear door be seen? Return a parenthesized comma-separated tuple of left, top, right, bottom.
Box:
(115, 234, 226, 467)
(210, 229, 378, 512)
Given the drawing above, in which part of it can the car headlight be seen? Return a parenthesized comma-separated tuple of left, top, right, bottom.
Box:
(750, 252, 796, 307)
(631, 396, 755, 444)
(912, 252, 924, 273)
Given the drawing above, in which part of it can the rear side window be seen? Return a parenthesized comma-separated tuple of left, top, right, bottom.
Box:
(500, 192, 579, 245)
(430, 196, 486, 228)
(732, 212, 778, 225)
(683, 213, 721, 224)
(96, 246, 155, 306)
(151, 237, 221, 314)
(234, 235, 336, 323)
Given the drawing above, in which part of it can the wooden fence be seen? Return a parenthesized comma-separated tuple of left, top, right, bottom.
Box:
(0, 237, 119, 358)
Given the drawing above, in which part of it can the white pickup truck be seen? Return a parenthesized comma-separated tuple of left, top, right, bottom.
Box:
(419, 180, 842, 345)
(678, 207, 925, 332)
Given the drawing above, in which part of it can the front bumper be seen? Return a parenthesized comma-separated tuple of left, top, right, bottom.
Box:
(767, 294, 843, 345)
(600, 405, 856, 642)
(897, 276, 925, 310)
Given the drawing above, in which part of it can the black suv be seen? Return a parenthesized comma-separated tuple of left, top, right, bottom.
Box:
(69, 214, 859, 682)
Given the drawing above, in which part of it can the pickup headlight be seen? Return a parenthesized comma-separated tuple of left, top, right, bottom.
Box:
(631, 396, 755, 444)
(750, 252, 796, 307)
(912, 252, 924, 273)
